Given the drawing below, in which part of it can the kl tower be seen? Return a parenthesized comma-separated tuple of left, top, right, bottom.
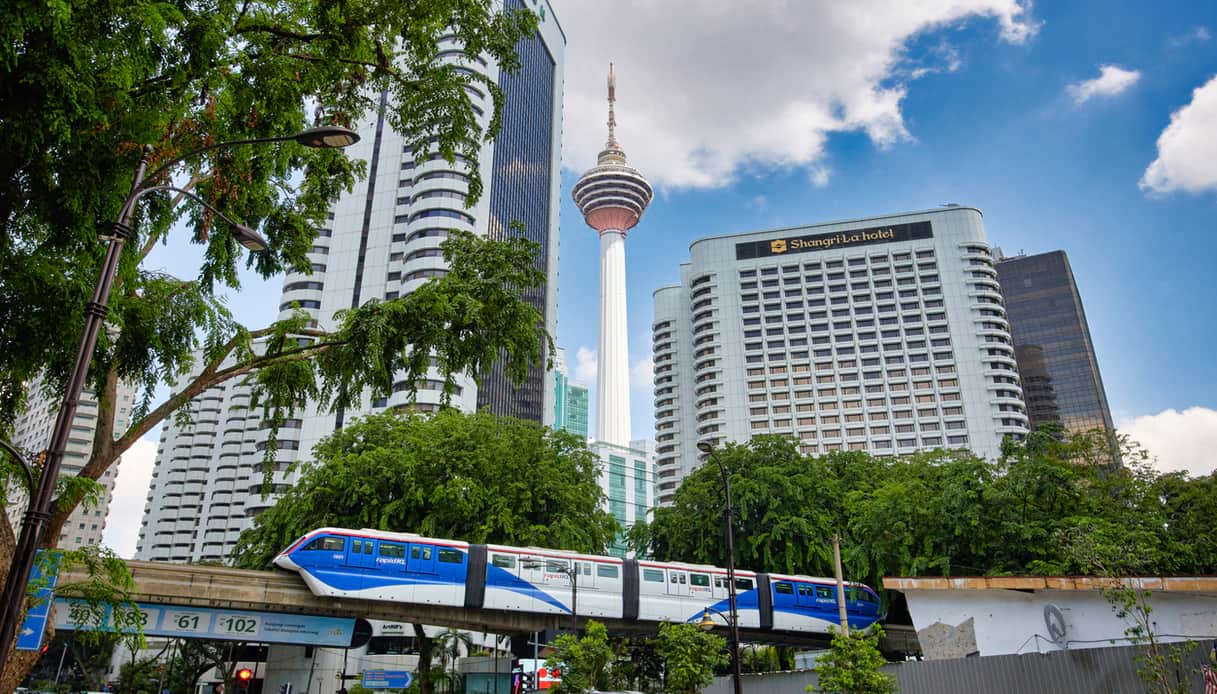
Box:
(572, 65, 654, 446)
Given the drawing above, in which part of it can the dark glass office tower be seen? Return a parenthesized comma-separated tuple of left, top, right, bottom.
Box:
(477, 1, 558, 422)
(996, 251, 1114, 435)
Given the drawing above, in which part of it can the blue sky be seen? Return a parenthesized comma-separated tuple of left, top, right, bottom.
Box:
(110, 0, 1217, 554)
(550, 0, 1217, 475)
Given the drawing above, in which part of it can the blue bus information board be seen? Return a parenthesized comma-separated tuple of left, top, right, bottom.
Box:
(362, 670, 413, 689)
(54, 599, 360, 647)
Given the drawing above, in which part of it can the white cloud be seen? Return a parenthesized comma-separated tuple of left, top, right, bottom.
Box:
(553, 0, 1038, 189)
(1169, 26, 1210, 48)
(574, 345, 597, 384)
(1066, 65, 1141, 105)
(630, 356, 654, 391)
(101, 436, 158, 559)
(1118, 407, 1217, 477)
(1140, 74, 1217, 195)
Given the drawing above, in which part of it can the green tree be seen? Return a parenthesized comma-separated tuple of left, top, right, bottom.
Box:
(545, 621, 615, 694)
(652, 622, 727, 694)
(810, 626, 895, 694)
(1, 0, 547, 685)
(231, 409, 618, 694)
(634, 428, 1217, 590)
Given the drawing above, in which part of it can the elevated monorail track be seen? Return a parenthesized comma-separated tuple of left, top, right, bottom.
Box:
(60, 560, 913, 649)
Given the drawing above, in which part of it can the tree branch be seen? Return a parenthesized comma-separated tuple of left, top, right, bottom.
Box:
(234, 23, 322, 41)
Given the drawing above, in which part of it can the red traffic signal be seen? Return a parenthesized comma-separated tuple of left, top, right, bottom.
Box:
(237, 668, 254, 682)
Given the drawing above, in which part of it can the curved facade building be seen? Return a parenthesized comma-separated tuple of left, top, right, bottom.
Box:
(652, 206, 1029, 505)
(137, 0, 566, 562)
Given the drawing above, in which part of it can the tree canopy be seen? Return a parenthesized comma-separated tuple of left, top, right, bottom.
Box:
(231, 409, 619, 568)
(630, 429, 1217, 589)
(1, 0, 547, 685)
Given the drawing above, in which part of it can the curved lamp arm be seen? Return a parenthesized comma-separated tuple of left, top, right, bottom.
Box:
(116, 184, 268, 251)
(0, 439, 33, 495)
(139, 126, 360, 188)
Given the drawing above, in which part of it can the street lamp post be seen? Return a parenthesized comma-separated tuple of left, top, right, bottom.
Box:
(696, 441, 743, 694)
(0, 125, 359, 673)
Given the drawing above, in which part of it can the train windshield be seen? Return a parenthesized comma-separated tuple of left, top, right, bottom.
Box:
(302, 536, 346, 551)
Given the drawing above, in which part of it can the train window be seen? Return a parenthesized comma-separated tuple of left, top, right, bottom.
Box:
(546, 560, 568, 573)
(597, 564, 619, 579)
(690, 574, 710, 587)
(438, 549, 463, 563)
(816, 586, 834, 599)
(303, 537, 345, 551)
(352, 539, 363, 553)
(582, 563, 592, 576)
(380, 543, 405, 559)
(679, 574, 687, 585)
(774, 582, 793, 594)
(491, 554, 515, 569)
(411, 547, 420, 559)
(714, 577, 726, 589)
(364, 541, 374, 555)
(422, 547, 432, 560)
(736, 578, 754, 590)
(643, 569, 664, 582)
(798, 585, 814, 596)
(860, 590, 878, 603)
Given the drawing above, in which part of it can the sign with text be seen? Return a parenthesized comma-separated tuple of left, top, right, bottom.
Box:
(362, 670, 413, 689)
(735, 220, 933, 260)
(54, 599, 362, 647)
(16, 551, 61, 651)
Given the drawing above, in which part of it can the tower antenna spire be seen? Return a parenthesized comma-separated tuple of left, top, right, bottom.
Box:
(606, 63, 618, 148)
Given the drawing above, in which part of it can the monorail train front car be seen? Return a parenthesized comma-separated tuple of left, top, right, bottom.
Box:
(274, 527, 882, 635)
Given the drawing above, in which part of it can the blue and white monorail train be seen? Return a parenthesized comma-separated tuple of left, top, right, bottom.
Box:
(274, 527, 882, 635)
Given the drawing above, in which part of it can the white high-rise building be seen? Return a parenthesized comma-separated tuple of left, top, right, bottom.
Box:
(137, 1, 567, 563)
(571, 65, 653, 447)
(652, 206, 1029, 505)
(7, 374, 134, 548)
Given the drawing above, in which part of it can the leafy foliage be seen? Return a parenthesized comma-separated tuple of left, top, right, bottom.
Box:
(651, 622, 728, 694)
(1, 1, 549, 684)
(546, 621, 616, 694)
(230, 410, 617, 694)
(632, 428, 1217, 588)
(231, 409, 618, 567)
(810, 626, 896, 694)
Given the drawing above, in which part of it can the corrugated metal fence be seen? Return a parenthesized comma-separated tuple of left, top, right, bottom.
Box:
(703, 640, 1216, 694)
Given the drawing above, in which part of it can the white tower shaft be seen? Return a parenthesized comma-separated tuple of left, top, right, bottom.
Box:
(597, 229, 631, 446)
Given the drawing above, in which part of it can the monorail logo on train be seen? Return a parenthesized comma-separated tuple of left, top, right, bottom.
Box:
(275, 528, 882, 634)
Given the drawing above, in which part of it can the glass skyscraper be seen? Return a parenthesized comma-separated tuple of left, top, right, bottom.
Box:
(551, 347, 590, 438)
(137, 2, 567, 563)
(996, 250, 1114, 436)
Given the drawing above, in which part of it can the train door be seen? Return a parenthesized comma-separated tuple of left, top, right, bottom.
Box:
(667, 569, 690, 597)
(407, 543, 437, 574)
(347, 538, 377, 570)
(788, 581, 817, 608)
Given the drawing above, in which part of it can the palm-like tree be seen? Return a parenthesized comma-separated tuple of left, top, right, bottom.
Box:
(434, 629, 474, 692)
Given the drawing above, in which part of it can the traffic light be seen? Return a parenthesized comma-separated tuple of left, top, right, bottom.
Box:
(520, 672, 535, 691)
(236, 668, 254, 694)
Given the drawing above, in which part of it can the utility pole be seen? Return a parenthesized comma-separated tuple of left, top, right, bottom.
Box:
(831, 534, 849, 635)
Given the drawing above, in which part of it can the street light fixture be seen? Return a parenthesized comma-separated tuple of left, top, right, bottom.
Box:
(0, 125, 359, 672)
(697, 440, 743, 694)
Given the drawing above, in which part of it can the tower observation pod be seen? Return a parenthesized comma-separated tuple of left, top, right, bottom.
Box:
(571, 64, 653, 446)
